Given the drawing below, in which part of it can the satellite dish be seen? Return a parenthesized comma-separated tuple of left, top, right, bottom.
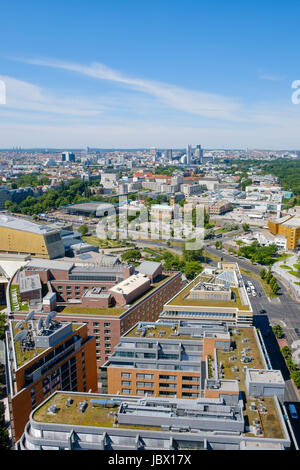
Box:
(14, 330, 28, 342)
(25, 311, 34, 322)
(45, 314, 51, 328)
(15, 321, 23, 330)
(37, 317, 44, 331)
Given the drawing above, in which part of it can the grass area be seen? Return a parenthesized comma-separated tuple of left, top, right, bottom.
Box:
(274, 253, 293, 262)
(11, 321, 44, 368)
(10, 284, 29, 311)
(82, 235, 129, 249)
(58, 306, 126, 317)
(217, 328, 283, 439)
(167, 277, 249, 310)
(203, 250, 221, 263)
(33, 393, 162, 431)
(239, 268, 276, 298)
(279, 264, 300, 278)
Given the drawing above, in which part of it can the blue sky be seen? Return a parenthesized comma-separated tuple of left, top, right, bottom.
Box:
(0, 0, 300, 148)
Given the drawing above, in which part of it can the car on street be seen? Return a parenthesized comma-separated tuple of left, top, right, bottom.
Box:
(259, 309, 266, 314)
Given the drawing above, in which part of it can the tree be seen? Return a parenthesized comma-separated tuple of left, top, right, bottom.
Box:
(185, 261, 202, 280)
(291, 370, 300, 388)
(0, 313, 6, 341)
(242, 223, 250, 232)
(121, 249, 141, 264)
(78, 224, 89, 236)
(260, 268, 266, 279)
(272, 324, 283, 338)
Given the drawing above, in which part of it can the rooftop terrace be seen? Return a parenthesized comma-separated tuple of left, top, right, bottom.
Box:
(125, 323, 203, 341)
(167, 275, 250, 311)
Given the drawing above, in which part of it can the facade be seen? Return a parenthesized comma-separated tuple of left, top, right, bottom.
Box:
(5, 317, 97, 442)
(0, 215, 65, 259)
(268, 215, 300, 251)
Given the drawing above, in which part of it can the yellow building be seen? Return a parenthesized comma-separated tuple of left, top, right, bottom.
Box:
(0, 215, 65, 259)
(268, 214, 300, 251)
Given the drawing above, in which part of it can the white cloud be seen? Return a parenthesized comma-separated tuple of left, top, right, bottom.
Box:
(0, 74, 105, 116)
(259, 73, 284, 82)
(17, 58, 243, 121)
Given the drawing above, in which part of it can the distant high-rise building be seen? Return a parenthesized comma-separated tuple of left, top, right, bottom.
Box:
(186, 144, 192, 165)
(61, 151, 75, 162)
(195, 144, 203, 158)
(165, 149, 173, 160)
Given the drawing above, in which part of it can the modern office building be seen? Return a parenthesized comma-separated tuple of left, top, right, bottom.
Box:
(268, 214, 300, 250)
(61, 152, 75, 162)
(4, 315, 97, 442)
(0, 215, 65, 259)
(186, 145, 192, 165)
(160, 262, 253, 325)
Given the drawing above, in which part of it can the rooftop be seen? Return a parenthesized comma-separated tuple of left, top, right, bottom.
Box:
(247, 369, 285, 384)
(125, 322, 203, 341)
(0, 215, 58, 235)
(26, 259, 74, 272)
(166, 275, 250, 311)
(32, 391, 242, 433)
(109, 273, 150, 296)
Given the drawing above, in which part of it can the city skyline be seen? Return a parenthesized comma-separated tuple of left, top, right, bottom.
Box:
(1, 1, 300, 148)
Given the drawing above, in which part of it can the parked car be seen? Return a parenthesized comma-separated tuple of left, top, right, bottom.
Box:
(289, 404, 298, 420)
(259, 309, 266, 314)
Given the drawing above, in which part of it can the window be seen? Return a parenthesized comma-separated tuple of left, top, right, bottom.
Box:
(105, 337, 110, 341)
(121, 381, 131, 386)
(159, 383, 176, 388)
(159, 375, 177, 381)
(104, 323, 110, 327)
(104, 330, 110, 334)
(122, 389, 131, 394)
(93, 322, 99, 326)
(94, 329, 100, 333)
(137, 382, 154, 388)
(121, 372, 131, 378)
